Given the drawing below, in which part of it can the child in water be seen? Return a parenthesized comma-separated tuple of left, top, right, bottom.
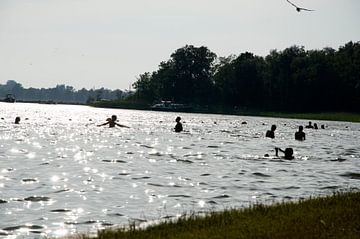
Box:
(174, 116, 183, 132)
(265, 125, 276, 139)
(98, 115, 129, 128)
(275, 147, 294, 160)
(14, 116, 21, 124)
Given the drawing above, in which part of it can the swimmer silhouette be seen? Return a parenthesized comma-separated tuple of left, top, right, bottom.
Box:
(295, 126, 306, 140)
(286, 0, 314, 12)
(174, 116, 183, 132)
(305, 121, 314, 129)
(275, 147, 294, 160)
(266, 125, 276, 139)
(15, 116, 21, 124)
(98, 115, 129, 128)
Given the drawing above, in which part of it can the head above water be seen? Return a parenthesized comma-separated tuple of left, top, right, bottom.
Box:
(176, 116, 181, 122)
(271, 125, 276, 131)
(111, 115, 117, 121)
(299, 125, 303, 131)
(284, 148, 294, 159)
(15, 116, 21, 124)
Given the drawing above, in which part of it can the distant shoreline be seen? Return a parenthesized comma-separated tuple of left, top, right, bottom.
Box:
(4, 100, 359, 122)
(90, 101, 360, 123)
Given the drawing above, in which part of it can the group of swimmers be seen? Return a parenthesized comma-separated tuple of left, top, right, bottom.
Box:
(265, 121, 325, 159)
(97, 114, 183, 132)
(13, 114, 327, 160)
(265, 121, 324, 141)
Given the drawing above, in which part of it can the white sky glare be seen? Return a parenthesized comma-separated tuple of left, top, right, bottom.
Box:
(0, 0, 359, 90)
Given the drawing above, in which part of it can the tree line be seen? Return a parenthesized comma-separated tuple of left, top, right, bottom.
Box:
(0, 80, 129, 104)
(133, 42, 360, 112)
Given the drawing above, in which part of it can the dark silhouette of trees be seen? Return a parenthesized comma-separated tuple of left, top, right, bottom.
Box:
(214, 52, 266, 108)
(0, 80, 127, 104)
(334, 42, 360, 111)
(133, 41, 360, 112)
(133, 45, 217, 104)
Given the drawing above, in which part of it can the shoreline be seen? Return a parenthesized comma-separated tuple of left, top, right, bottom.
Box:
(80, 191, 360, 239)
(5, 101, 359, 123)
(90, 102, 360, 123)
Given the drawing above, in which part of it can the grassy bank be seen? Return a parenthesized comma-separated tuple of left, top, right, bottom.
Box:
(81, 192, 360, 239)
(256, 112, 360, 123)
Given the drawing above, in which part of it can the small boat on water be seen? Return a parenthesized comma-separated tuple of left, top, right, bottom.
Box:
(151, 101, 192, 112)
(2, 94, 16, 103)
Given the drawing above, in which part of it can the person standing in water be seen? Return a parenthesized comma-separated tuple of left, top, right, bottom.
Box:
(98, 115, 129, 128)
(265, 124, 276, 139)
(174, 116, 183, 132)
(15, 116, 21, 124)
(295, 126, 306, 141)
(305, 121, 314, 129)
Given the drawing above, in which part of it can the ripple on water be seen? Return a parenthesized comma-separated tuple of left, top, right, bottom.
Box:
(102, 159, 127, 163)
(107, 213, 124, 217)
(272, 186, 301, 190)
(21, 178, 38, 183)
(3, 224, 45, 231)
(168, 194, 192, 198)
(321, 185, 341, 190)
(147, 183, 165, 187)
(24, 196, 51, 202)
(212, 194, 231, 199)
(50, 209, 72, 213)
(64, 220, 113, 226)
(252, 172, 272, 177)
(132, 176, 151, 180)
(340, 172, 360, 180)
(53, 188, 70, 194)
(176, 159, 194, 164)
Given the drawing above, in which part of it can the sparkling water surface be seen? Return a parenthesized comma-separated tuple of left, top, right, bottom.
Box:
(0, 102, 359, 238)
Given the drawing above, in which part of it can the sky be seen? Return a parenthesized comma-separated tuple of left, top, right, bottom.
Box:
(0, 0, 359, 91)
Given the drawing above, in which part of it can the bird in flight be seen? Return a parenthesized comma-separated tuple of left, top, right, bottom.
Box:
(286, 0, 314, 12)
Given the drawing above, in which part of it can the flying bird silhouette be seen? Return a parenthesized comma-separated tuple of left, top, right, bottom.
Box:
(286, 0, 314, 12)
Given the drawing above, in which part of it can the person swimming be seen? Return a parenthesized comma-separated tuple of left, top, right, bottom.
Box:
(174, 116, 183, 132)
(305, 121, 314, 129)
(98, 115, 129, 128)
(265, 124, 276, 139)
(295, 126, 306, 140)
(275, 147, 294, 160)
(14, 116, 21, 124)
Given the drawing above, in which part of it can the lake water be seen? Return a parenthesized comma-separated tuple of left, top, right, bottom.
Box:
(0, 102, 359, 238)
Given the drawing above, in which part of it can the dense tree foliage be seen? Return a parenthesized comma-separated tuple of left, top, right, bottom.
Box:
(134, 45, 217, 104)
(133, 42, 360, 112)
(0, 80, 128, 104)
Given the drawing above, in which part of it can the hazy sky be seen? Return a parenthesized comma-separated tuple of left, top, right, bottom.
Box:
(0, 0, 359, 90)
